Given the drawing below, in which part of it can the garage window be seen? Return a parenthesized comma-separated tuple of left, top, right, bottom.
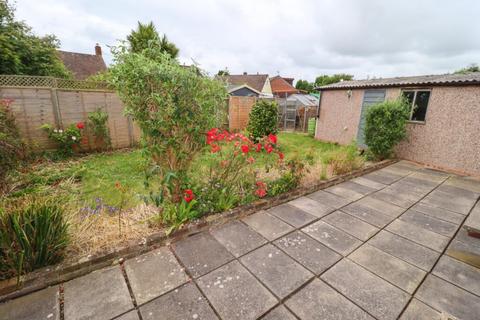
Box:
(402, 90, 431, 122)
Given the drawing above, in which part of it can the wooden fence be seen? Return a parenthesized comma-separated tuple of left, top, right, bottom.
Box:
(0, 75, 140, 151)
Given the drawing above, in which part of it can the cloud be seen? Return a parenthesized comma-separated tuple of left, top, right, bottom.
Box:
(14, 0, 480, 81)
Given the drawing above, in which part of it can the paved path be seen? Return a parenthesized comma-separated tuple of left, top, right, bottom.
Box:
(2, 161, 480, 320)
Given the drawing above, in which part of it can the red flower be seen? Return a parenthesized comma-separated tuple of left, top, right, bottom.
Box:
(255, 144, 262, 152)
(265, 144, 274, 154)
(241, 145, 249, 154)
(268, 134, 277, 144)
(256, 181, 266, 188)
(255, 188, 267, 198)
(184, 189, 194, 203)
(210, 144, 221, 153)
(76, 122, 85, 129)
(277, 152, 284, 160)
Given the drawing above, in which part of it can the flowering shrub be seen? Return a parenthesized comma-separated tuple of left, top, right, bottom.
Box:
(41, 122, 84, 157)
(0, 98, 27, 194)
(196, 128, 282, 213)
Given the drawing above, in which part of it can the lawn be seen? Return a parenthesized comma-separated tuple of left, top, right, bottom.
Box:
(4, 132, 364, 258)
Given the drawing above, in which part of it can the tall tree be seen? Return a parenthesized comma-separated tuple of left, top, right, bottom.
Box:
(127, 21, 179, 58)
(217, 68, 230, 76)
(315, 73, 353, 87)
(295, 79, 314, 92)
(0, 0, 70, 77)
(454, 63, 479, 74)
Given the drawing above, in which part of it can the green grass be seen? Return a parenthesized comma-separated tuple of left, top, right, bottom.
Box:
(10, 133, 347, 209)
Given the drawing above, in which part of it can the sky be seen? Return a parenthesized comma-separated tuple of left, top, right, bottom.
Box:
(14, 0, 480, 82)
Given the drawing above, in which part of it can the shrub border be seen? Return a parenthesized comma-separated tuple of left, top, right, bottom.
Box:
(0, 159, 396, 302)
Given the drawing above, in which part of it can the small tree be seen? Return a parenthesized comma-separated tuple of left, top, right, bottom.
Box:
(109, 44, 227, 202)
(247, 100, 279, 141)
(127, 21, 179, 58)
(364, 98, 410, 160)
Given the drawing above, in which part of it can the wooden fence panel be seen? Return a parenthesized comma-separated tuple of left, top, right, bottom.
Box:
(228, 96, 257, 131)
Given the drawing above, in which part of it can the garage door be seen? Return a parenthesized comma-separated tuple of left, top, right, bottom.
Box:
(357, 89, 386, 147)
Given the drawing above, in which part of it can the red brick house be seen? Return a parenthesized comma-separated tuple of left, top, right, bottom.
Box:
(57, 44, 107, 80)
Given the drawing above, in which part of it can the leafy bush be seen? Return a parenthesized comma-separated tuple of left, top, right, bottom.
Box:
(0, 198, 69, 281)
(268, 158, 305, 196)
(247, 100, 279, 142)
(41, 122, 84, 157)
(323, 141, 363, 175)
(88, 108, 111, 151)
(364, 98, 410, 159)
(0, 99, 27, 194)
(109, 45, 227, 203)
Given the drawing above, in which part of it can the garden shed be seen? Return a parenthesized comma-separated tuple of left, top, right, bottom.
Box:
(315, 73, 480, 175)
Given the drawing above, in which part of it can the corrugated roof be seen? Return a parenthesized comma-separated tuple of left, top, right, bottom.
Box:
(317, 72, 480, 90)
(287, 94, 319, 107)
(220, 74, 269, 92)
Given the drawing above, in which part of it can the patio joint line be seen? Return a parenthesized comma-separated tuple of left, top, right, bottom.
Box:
(118, 261, 144, 320)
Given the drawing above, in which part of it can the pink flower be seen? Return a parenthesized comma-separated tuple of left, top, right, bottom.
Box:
(255, 188, 267, 198)
(255, 144, 262, 152)
(277, 152, 284, 160)
(265, 144, 274, 154)
(247, 157, 255, 164)
(210, 144, 221, 153)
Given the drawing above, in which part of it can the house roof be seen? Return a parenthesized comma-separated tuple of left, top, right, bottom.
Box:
(270, 76, 299, 94)
(57, 50, 107, 80)
(228, 84, 261, 95)
(221, 74, 269, 92)
(317, 72, 480, 90)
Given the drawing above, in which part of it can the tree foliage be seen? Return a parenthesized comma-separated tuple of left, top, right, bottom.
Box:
(454, 63, 480, 74)
(364, 98, 410, 160)
(247, 100, 279, 141)
(0, 0, 70, 77)
(315, 73, 353, 87)
(109, 44, 227, 202)
(295, 79, 314, 92)
(217, 68, 230, 76)
(127, 21, 179, 58)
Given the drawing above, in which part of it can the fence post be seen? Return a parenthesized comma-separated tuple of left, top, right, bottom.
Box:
(50, 88, 63, 129)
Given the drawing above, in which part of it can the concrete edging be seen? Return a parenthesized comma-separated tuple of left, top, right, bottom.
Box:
(0, 159, 396, 302)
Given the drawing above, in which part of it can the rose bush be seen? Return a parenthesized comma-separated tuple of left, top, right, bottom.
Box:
(40, 122, 84, 157)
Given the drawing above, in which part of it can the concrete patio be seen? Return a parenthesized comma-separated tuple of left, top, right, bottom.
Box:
(1, 161, 480, 320)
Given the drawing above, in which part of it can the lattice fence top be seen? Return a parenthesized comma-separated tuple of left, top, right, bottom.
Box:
(0, 75, 111, 90)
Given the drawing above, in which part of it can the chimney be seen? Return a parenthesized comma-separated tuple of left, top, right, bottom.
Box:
(95, 43, 102, 56)
(243, 72, 247, 75)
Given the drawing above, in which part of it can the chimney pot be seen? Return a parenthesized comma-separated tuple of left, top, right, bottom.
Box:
(243, 72, 247, 75)
(95, 43, 102, 56)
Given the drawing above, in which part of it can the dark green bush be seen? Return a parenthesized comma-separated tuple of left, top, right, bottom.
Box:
(364, 98, 410, 160)
(247, 100, 279, 141)
(0, 198, 69, 281)
(88, 108, 111, 151)
(0, 99, 27, 194)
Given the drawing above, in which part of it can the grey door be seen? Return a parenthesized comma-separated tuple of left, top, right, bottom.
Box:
(357, 89, 386, 147)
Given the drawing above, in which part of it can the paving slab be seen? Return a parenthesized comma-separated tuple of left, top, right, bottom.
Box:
(274, 231, 341, 275)
(340, 202, 395, 228)
(351, 176, 386, 190)
(422, 190, 477, 215)
(0, 286, 59, 320)
(437, 184, 480, 200)
(381, 165, 416, 177)
(416, 275, 480, 320)
(371, 188, 418, 208)
(386, 219, 450, 252)
(400, 299, 442, 320)
(412, 202, 465, 224)
(197, 260, 277, 320)
(321, 259, 410, 320)
(64, 266, 133, 320)
(447, 227, 480, 267)
(306, 190, 352, 209)
(116, 310, 140, 320)
(464, 201, 480, 234)
(211, 220, 267, 257)
(433, 255, 480, 296)
(368, 230, 439, 271)
(362, 170, 403, 185)
(285, 278, 374, 320)
(325, 182, 366, 201)
(261, 305, 296, 320)
(356, 196, 406, 218)
(172, 233, 234, 278)
(392, 179, 435, 195)
(242, 211, 293, 241)
(444, 176, 480, 194)
(268, 203, 317, 228)
(124, 247, 189, 305)
(287, 196, 334, 218)
(349, 244, 426, 293)
(302, 220, 362, 256)
(322, 211, 379, 241)
(140, 283, 218, 320)
(399, 209, 459, 237)
(240, 244, 313, 298)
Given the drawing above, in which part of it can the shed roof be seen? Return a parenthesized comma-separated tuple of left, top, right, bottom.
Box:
(57, 50, 107, 80)
(221, 74, 269, 92)
(317, 72, 480, 90)
(287, 94, 319, 107)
